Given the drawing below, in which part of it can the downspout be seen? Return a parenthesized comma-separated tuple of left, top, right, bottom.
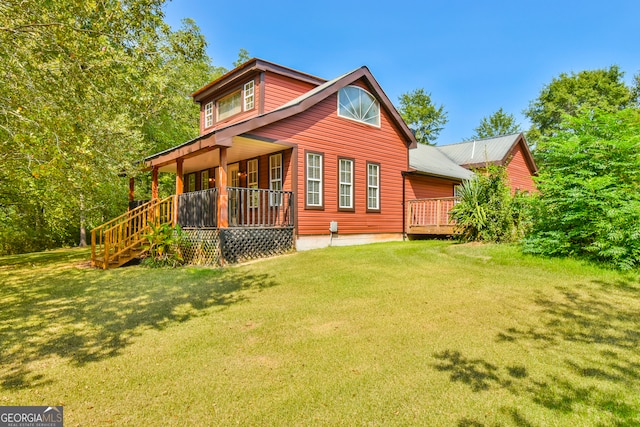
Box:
(402, 171, 407, 241)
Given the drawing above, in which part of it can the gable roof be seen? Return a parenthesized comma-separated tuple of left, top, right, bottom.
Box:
(191, 58, 326, 103)
(146, 63, 417, 166)
(406, 133, 538, 181)
(437, 133, 537, 172)
(408, 144, 474, 180)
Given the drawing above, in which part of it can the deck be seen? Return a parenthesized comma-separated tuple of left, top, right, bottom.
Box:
(406, 197, 458, 236)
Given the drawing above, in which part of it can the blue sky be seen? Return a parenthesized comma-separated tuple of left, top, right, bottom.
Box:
(164, 0, 640, 145)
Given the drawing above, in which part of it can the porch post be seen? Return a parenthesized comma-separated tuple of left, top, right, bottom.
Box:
(218, 147, 228, 228)
(175, 159, 184, 195)
(151, 166, 159, 200)
(174, 159, 184, 226)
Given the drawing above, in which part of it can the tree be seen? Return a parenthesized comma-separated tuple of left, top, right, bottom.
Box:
(398, 88, 448, 145)
(471, 107, 521, 139)
(524, 108, 640, 270)
(0, 1, 221, 253)
(524, 66, 635, 143)
(233, 48, 251, 68)
(633, 73, 640, 105)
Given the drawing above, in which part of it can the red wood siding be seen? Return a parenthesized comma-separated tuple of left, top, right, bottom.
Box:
(263, 72, 318, 113)
(405, 175, 457, 200)
(505, 142, 537, 193)
(252, 84, 408, 236)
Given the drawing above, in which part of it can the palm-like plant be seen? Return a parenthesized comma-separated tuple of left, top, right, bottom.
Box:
(450, 167, 526, 243)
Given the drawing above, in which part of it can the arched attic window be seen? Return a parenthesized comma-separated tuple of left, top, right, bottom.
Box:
(338, 86, 380, 126)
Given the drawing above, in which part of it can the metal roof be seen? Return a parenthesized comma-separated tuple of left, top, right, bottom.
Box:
(437, 133, 521, 167)
(409, 143, 474, 180)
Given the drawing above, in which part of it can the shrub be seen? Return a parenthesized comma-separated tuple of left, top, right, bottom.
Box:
(141, 223, 185, 268)
(523, 108, 640, 270)
(450, 166, 529, 243)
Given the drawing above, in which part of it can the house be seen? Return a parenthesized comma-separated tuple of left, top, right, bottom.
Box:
(90, 59, 537, 268)
(403, 133, 537, 235)
(436, 133, 538, 193)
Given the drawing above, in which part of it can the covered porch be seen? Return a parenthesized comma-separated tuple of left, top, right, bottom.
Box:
(141, 133, 297, 266)
(92, 133, 297, 269)
(140, 133, 296, 228)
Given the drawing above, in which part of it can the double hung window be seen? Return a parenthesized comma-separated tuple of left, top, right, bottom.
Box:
(269, 153, 282, 206)
(338, 158, 354, 210)
(204, 102, 213, 128)
(244, 81, 255, 111)
(367, 162, 380, 211)
(306, 152, 323, 208)
(247, 158, 259, 208)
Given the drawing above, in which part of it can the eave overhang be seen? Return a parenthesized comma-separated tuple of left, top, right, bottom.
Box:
(191, 58, 327, 103)
(145, 65, 417, 170)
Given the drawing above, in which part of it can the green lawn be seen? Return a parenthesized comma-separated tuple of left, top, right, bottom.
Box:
(1, 242, 639, 426)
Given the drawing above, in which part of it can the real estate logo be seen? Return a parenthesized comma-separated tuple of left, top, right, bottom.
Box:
(0, 406, 63, 427)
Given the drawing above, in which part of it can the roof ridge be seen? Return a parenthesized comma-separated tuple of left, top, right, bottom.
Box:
(439, 132, 522, 147)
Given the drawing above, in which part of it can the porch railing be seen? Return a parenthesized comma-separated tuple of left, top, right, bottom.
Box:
(228, 187, 294, 227)
(177, 188, 218, 228)
(176, 187, 294, 228)
(407, 197, 458, 233)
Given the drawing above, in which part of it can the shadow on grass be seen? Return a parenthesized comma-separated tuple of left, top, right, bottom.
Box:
(496, 282, 640, 347)
(500, 278, 640, 424)
(435, 278, 640, 425)
(0, 250, 278, 390)
(432, 350, 525, 392)
(457, 408, 534, 427)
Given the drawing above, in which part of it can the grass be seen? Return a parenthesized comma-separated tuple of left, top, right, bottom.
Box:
(1, 242, 639, 426)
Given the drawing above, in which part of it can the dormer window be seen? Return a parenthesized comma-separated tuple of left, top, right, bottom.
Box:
(217, 90, 242, 121)
(204, 102, 213, 128)
(338, 86, 380, 126)
(244, 81, 255, 110)
(214, 79, 256, 122)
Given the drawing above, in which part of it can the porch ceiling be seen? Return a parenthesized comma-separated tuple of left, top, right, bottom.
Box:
(158, 136, 291, 174)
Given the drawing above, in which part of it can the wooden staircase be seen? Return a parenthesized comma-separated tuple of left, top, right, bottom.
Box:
(91, 196, 176, 269)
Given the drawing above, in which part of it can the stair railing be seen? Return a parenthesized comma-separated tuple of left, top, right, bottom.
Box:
(91, 195, 175, 269)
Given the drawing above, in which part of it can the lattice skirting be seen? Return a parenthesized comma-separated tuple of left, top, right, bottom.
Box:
(180, 228, 222, 266)
(180, 227, 294, 266)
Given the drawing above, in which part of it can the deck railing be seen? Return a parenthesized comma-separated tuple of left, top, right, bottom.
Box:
(177, 188, 218, 228)
(228, 187, 294, 227)
(91, 195, 175, 268)
(407, 197, 458, 234)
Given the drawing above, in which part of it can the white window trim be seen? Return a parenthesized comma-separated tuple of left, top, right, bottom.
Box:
(306, 152, 323, 208)
(244, 81, 255, 111)
(247, 158, 259, 208)
(204, 102, 213, 128)
(338, 158, 354, 209)
(367, 163, 380, 211)
(337, 85, 381, 127)
(269, 153, 282, 206)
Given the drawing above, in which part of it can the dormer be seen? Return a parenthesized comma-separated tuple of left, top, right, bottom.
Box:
(192, 59, 326, 134)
